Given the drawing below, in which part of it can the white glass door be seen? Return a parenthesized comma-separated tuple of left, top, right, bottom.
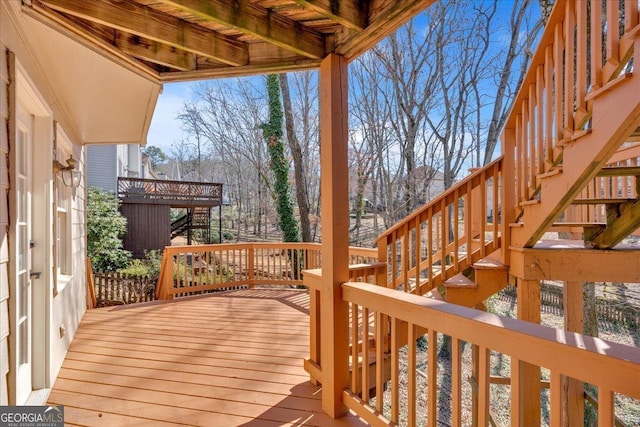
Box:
(15, 106, 33, 404)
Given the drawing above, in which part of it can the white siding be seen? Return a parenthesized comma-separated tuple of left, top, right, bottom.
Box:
(0, 39, 10, 406)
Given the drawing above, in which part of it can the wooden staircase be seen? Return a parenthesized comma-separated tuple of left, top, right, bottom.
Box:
(374, 0, 640, 310)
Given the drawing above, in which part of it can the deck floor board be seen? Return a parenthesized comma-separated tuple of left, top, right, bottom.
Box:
(48, 289, 367, 426)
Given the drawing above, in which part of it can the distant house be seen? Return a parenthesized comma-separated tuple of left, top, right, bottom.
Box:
(87, 144, 154, 193)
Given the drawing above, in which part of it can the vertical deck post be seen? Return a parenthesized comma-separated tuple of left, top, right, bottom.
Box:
(319, 53, 350, 418)
(500, 128, 516, 265)
(562, 281, 584, 426)
(512, 278, 541, 425)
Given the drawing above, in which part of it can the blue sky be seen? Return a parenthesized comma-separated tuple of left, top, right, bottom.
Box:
(147, 81, 197, 153)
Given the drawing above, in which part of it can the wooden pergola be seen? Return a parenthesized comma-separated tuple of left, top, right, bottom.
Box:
(25, 0, 434, 418)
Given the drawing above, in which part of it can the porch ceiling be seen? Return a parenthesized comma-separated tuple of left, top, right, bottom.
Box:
(25, 0, 434, 82)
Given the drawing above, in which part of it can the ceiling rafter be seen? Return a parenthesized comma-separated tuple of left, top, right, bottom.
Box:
(336, 0, 435, 59)
(293, 0, 367, 31)
(24, 2, 161, 81)
(156, 0, 326, 59)
(38, 0, 248, 66)
(115, 31, 196, 71)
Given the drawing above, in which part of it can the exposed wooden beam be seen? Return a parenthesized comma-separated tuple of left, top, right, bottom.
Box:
(38, 0, 248, 66)
(115, 31, 196, 71)
(588, 200, 640, 249)
(25, 2, 160, 82)
(160, 43, 321, 82)
(336, 0, 435, 60)
(293, 0, 367, 31)
(157, 0, 326, 59)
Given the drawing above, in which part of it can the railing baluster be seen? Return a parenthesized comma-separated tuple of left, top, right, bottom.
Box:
(598, 387, 615, 426)
(375, 311, 384, 412)
(550, 371, 563, 427)
(441, 199, 447, 281)
(427, 206, 433, 287)
(362, 307, 369, 402)
(544, 45, 554, 165)
(402, 224, 409, 292)
(414, 215, 421, 295)
(553, 21, 564, 143)
(477, 345, 490, 427)
(564, 0, 575, 134)
(536, 65, 544, 177)
(604, 0, 620, 82)
(516, 113, 524, 204)
(575, 0, 588, 124)
(427, 329, 437, 427)
(591, 0, 603, 90)
(351, 302, 359, 393)
(528, 82, 536, 193)
(408, 322, 417, 427)
(453, 189, 459, 268)
(391, 317, 399, 424)
(451, 338, 461, 427)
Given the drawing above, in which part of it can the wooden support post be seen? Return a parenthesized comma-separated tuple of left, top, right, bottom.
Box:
(512, 279, 541, 426)
(562, 281, 584, 427)
(501, 128, 516, 263)
(319, 53, 350, 418)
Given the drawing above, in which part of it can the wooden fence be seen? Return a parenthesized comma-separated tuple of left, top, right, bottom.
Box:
(501, 283, 640, 327)
(92, 272, 158, 306)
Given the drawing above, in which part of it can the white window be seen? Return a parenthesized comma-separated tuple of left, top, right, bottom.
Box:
(54, 127, 74, 280)
(56, 173, 71, 276)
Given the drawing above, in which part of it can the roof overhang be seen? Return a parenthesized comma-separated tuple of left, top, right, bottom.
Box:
(2, 1, 161, 145)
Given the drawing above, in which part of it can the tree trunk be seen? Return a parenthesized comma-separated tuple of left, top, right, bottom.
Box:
(279, 74, 312, 242)
(262, 75, 300, 243)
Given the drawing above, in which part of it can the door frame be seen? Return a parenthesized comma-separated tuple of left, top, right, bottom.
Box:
(7, 55, 53, 405)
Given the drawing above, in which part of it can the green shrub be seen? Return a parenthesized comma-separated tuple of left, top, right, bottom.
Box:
(117, 250, 163, 278)
(87, 187, 131, 271)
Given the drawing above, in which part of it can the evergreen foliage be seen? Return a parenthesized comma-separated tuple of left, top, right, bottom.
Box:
(261, 74, 300, 243)
(87, 187, 132, 271)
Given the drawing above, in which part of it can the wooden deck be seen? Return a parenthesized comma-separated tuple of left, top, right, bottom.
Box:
(48, 289, 367, 426)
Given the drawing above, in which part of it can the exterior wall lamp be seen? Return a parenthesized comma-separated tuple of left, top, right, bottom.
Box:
(53, 155, 81, 187)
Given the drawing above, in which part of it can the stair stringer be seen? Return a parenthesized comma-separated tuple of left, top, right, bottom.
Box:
(511, 61, 640, 248)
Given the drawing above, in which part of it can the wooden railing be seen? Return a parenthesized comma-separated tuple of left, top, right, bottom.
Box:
(504, 0, 639, 209)
(156, 243, 380, 299)
(341, 281, 640, 426)
(375, 157, 502, 295)
(563, 143, 640, 227)
(303, 262, 388, 386)
(117, 177, 223, 206)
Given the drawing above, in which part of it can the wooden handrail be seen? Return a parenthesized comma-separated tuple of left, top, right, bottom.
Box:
(375, 157, 503, 294)
(156, 242, 378, 299)
(502, 0, 639, 209)
(342, 281, 640, 425)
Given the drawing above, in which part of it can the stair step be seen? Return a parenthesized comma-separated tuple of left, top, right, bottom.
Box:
(519, 199, 540, 207)
(556, 129, 591, 147)
(537, 168, 563, 179)
(444, 273, 477, 289)
(550, 222, 606, 231)
(424, 288, 445, 301)
(473, 258, 508, 271)
(572, 198, 636, 205)
(597, 166, 640, 177)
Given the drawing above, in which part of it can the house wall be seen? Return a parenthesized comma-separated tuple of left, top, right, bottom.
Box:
(0, 39, 11, 407)
(1, 3, 87, 405)
(87, 143, 142, 193)
(87, 145, 117, 193)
